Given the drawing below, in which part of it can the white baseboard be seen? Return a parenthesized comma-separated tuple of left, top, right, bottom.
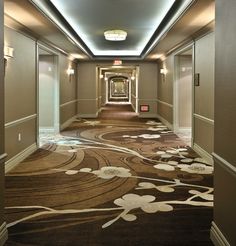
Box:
(211, 222, 231, 246)
(156, 114, 173, 130)
(77, 113, 98, 119)
(212, 152, 236, 177)
(60, 116, 78, 130)
(5, 143, 37, 173)
(139, 113, 159, 119)
(0, 222, 8, 246)
(193, 143, 213, 165)
(131, 103, 136, 112)
(178, 127, 191, 132)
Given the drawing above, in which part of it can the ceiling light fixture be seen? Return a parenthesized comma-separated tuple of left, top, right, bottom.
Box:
(104, 30, 127, 41)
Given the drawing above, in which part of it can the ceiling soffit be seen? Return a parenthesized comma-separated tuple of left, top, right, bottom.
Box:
(29, 0, 195, 59)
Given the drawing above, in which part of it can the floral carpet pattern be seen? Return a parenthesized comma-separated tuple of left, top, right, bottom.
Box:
(5, 106, 213, 246)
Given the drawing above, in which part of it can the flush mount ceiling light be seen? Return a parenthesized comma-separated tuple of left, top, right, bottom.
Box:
(104, 30, 127, 41)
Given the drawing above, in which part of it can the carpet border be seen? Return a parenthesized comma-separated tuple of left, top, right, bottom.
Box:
(210, 222, 231, 246)
(0, 222, 8, 246)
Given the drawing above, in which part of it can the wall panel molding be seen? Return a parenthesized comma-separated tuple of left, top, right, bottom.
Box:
(77, 98, 98, 101)
(210, 222, 231, 246)
(5, 114, 37, 129)
(60, 99, 78, 108)
(157, 99, 173, 108)
(60, 115, 78, 131)
(194, 113, 214, 125)
(5, 143, 37, 173)
(213, 152, 236, 177)
(0, 222, 8, 246)
(0, 153, 7, 161)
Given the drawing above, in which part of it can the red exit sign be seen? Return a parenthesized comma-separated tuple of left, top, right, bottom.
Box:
(113, 60, 122, 65)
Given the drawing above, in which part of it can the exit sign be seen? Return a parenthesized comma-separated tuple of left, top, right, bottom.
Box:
(113, 60, 122, 65)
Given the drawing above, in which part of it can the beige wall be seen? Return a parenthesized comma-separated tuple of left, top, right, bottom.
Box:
(0, 0, 6, 237)
(4, 25, 78, 161)
(194, 32, 215, 154)
(158, 32, 214, 156)
(59, 56, 77, 124)
(211, 0, 236, 245)
(158, 55, 174, 125)
(77, 62, 98, 117)
(138, 62, 158, 118)
(4, 26, 36, 161)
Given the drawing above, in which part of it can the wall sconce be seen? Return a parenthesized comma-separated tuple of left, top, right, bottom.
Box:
(104, 77, 108, 81)
(99, 74, 104, 79)
(67, 68, 75, 75)
(4, 46, 14, 59)
(131, 76, 135, 80)
(160, 68, 167, 75)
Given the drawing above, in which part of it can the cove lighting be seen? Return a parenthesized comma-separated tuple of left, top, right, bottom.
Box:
(48, 0, 177, 56)
(104, 30, 127, 41)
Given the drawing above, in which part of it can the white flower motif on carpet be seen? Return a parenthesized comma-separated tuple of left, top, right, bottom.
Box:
(178, 163, 213, 174)
(148, 126, 168, 131)
(154, 164, 175, 171)
(92, 166, 132, 179)
(145, 120, 163, 126)
(122, 134, 161, 139)
(136, 182, 175, 193)
(102, 193, 173, 228)
(84, 120, 101, 126)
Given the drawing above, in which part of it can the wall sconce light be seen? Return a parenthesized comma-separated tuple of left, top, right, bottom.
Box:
(131, 76, 135, 80)
(67, 68, 75, 75)
(104, 77, 108, 81)
(160, 68, 167, 75)
(4, 46, 14, 59)
(99, 74, 104, 79)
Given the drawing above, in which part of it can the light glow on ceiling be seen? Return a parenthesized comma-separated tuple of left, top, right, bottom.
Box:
(49, 0, 176, 56)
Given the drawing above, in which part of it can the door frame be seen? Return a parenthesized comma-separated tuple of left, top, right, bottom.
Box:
(173, 42, 194, 147)
(36, 42, 60, 146)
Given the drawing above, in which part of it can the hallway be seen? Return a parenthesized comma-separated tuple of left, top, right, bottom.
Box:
(5, 105, 213, 245)
(1, 1, 236, 245)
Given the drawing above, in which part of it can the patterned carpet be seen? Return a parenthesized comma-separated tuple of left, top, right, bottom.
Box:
(5, 105, 214, 246)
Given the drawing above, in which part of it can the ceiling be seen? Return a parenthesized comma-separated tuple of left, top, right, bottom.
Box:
(48, 0, 176, 56)
(4, 0, 215, 61)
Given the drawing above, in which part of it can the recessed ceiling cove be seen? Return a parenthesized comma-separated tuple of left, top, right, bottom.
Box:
(49, 0, 175, 56)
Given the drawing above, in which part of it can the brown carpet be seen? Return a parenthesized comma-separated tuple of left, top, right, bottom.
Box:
(5, 104, 214, 246)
